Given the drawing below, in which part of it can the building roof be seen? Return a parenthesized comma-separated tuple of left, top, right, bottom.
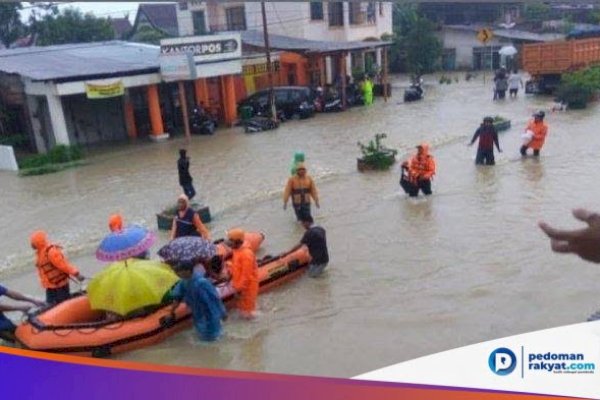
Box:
(109, 17, 133, 38)
(445, 25, 565, 42)
(135, 3, 178, 37)
(240, 30, 391, 54)
(0, 41, 160, 82)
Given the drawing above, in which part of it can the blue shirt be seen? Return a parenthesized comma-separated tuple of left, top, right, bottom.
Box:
(171, 273, 226, 341)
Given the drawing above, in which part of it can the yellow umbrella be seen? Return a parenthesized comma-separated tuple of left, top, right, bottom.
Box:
(88, 259, 179, 316)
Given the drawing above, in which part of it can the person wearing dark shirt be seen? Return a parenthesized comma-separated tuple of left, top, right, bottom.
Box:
(178, 149, 196, 200)
(293, 213, 329, 278)
(469, 116, 502, 165)
(0, 284, 46, 342)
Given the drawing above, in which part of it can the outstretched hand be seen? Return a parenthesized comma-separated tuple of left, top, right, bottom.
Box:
(539, 208, 600, 263)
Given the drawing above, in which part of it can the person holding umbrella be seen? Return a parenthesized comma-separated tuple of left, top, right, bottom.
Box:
(97, 220, 156, 262)
(30, 231, 85, 304)
(168, 261, 227, 342)
(171, 194, 211, 240)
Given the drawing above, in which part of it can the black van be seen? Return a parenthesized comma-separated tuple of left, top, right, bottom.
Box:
(238, 86, 316, 120)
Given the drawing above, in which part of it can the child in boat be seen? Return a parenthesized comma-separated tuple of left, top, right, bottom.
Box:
(169, 261, 227, 341)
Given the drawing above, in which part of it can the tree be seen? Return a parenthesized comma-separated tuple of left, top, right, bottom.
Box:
(0, 3, 24, 48)
(31, 7, 114, 46)
(523, 2, 551, 22)
(388, 4, 442, 76)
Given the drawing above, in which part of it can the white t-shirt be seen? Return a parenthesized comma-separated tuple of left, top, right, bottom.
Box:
(508, 73, 522, 90)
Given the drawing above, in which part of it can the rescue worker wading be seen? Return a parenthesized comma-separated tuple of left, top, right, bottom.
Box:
(226, 228, 259, 319)
(30, 231, 85, 304)
(521, 111, 548, 157)
(408, 143, 436, 197)
(283, 163, 320, 221)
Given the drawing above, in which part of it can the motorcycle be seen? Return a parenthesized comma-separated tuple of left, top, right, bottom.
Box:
(403, 84, 424, 102)
(189, 108, 217, 135)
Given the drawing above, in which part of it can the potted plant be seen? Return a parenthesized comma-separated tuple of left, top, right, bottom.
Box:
(156, 203, 211, 231)
(357, 133, 398, 172)
(492, 115, 511, 132)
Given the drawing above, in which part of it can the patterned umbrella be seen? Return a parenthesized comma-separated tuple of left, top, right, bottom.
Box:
(158, 236, 217, 264)
(96, 225, 156, 262)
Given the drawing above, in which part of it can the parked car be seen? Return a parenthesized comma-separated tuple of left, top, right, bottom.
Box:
(237, 86, 317, 120)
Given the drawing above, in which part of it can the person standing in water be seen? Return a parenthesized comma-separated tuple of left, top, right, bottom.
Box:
(468, 116, 502, 165)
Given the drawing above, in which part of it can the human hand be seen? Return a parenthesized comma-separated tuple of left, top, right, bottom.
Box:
(283, 203, 287, 210)
(19, 305, 32, 313)
(316, 202, 320, 209)
(539, 209, 600, 263)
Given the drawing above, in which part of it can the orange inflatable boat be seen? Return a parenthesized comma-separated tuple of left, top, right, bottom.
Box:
(15, 236, 311, 358)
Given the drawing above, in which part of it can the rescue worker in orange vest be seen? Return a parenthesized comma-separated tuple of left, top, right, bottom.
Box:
(226, 228, 258, 319)
(30, 231, 85, 304)
(521, 111, 548, 157)
(283, 162, 320, 221)
(408, 143, 436, 196)
(170, 194, 210, 240)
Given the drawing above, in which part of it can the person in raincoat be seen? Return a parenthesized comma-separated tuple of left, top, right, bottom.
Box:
(283, 163, 320, 221)
(226, 228, 258, 319)
(399, 161, 418, 197)
(361, 75, 374, 106)
(520, 111, 548, 157)
(30, 231, 85, 304)
(171, 194, 210, 240)
(408, 143, 436, 197)
(169, 261, 227, 341)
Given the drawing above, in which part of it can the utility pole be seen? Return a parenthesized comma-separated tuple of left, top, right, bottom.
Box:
(261, 1, 277, 122)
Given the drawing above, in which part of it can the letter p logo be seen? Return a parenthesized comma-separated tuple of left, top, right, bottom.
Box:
(489, 348, 517, 376)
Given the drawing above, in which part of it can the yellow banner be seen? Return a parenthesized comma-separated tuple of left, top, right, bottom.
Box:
(85, 81, 124, 99)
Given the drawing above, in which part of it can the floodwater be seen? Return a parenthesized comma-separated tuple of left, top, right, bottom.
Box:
(2, 73, 600, 377)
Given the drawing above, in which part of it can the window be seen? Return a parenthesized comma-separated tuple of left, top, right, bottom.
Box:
(366, 2, 376, 24)
(310, 2, 323, 20)
(226, 6, 246, 31)
(179, 1, 188, 11)
(192, 11, 206, 35)
(379, 2, 384, 16)
(328, 2, 344, 27)
(349, 2, 365, 25)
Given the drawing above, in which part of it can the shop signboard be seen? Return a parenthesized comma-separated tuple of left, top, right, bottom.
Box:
(160, 34, 241, 64)
(85, 80, 124, 99)
(159, 52, 197, 82)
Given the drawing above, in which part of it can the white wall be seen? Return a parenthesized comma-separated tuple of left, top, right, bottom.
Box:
(219, 2, 393, 42)
(442, 28, 503, 70)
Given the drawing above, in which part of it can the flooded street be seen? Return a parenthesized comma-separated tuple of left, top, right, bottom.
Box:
(2, 73, 600, 377)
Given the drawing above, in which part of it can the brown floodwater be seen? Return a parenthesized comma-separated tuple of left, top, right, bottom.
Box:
(2, 73, 600, 377)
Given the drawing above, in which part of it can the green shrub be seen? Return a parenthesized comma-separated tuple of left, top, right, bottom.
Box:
(556, 66, 600, 109)
(357, 133, 398, 170)
(18, 144, 83, 171)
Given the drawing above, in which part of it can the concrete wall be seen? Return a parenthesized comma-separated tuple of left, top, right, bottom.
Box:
(178, 1, 208, 36)
(441, 28, 505, 69)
